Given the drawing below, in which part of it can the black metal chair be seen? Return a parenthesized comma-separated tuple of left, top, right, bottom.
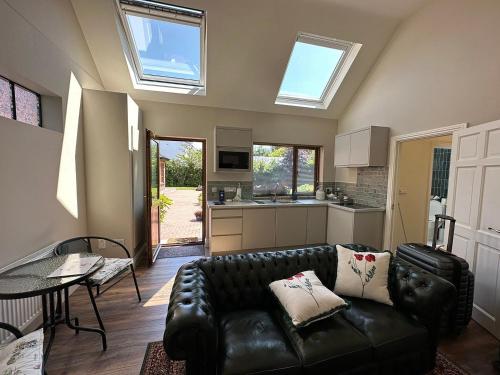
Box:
(0, 322, 45, 374)
(53, 237, 141, 302)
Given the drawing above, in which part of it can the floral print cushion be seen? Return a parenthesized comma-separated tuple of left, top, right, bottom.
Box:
(334, 245, 393, 306)
(89, 258, 133, 285)
(269, 270, 349, 328)
(0, 328, 43, 374)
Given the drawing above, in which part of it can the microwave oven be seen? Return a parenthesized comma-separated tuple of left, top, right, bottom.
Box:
(216, 148, 251, 172)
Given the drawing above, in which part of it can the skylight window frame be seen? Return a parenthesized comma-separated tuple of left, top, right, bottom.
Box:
(275, 32, 362, 110)
(116, 0, 207, 93)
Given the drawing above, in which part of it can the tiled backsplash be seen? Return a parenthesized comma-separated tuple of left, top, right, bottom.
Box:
(207, 181, 253, 200)
(334, 167, 388, 208)
(207, 167, 389, 207)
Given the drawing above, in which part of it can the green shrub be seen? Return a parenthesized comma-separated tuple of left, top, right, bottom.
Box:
(297, 184, 314, 193)
(152, 194, 173, 223)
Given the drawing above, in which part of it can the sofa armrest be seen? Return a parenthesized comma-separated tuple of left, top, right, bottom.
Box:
(390, 259, 456, 344)
(163, 261, 217, 374)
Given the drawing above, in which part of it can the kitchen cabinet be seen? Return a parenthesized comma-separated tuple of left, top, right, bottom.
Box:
(334, 126, 389, 167)
(215, 126, 252, 148)
(211, 217, 242, 236)
(242, 208, 276, 249)
(306, 207, 327, 244)
(334, 134, 350, 166)
(276, 207, 307, 247)
(211, 235, 242, 253)
(327, 206, 384, 249)
(209, 209, 243, 253)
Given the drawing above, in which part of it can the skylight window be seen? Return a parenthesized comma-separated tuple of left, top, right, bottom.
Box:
(117, 0, 206, 94)
(276, 33, 362, 109)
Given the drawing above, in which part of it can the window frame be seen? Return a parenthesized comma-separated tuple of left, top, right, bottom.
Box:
(275, 32, 362, 110)
(0, 75, 42, 127)
(117, 0, 207, 93)
(253, 142, 320, 197)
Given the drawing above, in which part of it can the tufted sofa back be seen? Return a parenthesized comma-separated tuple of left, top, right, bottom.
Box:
(196, 245, 338, 311)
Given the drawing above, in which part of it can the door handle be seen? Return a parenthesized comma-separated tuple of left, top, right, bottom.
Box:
(488, 227, 500, 234)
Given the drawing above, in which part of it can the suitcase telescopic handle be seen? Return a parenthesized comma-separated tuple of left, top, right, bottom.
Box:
(435, 214, 456, 223)
(432, 214, 456, 252)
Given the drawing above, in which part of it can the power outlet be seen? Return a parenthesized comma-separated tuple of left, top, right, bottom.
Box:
(211, 187, 218, 193)
(98, 239, 107, 249)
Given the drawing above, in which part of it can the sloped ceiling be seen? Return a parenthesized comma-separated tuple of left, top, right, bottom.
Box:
(71, 0, 427, 119)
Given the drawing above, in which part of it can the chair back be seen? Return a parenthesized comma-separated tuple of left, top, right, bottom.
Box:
(54, 237, 92, 256)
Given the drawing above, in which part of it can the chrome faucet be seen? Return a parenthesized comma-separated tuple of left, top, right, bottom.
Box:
(272, 182, 280, 202)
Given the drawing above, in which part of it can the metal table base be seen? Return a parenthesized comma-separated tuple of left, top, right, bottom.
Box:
(41, 279, 107, 363)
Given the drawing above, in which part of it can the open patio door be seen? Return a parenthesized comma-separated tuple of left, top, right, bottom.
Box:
(145, 129, 160, 266)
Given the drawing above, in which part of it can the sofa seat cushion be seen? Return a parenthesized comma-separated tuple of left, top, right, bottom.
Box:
(341, 298, 429, 360)
(219, 310, 301, 375)
(274, 309, 373, 374)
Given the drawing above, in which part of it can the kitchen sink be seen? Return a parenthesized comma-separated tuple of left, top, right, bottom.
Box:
(253, 200, 271, 204)
(252, 200, 299, 204)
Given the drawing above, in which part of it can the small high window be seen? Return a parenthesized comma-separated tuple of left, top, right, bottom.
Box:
(0, 75, 41, 127)
(117, 0, 206, 94)
(276, 33, 362, 110)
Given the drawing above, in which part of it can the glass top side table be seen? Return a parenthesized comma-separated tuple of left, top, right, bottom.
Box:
(0, 253, 107, 364)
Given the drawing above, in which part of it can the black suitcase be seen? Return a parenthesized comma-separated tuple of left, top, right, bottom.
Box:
(396, 214, 474, 335)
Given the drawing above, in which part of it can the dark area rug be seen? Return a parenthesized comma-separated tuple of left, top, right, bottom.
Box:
(141, 341, 469, 375)
(156, 245, 205, 259)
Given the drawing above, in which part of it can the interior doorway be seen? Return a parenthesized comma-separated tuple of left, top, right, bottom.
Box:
(390, 135, 452, 250)
(384, 123, 467, 251)
(146, 134, 206, 264)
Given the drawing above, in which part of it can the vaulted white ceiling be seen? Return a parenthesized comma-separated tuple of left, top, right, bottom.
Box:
(71, 0, 428, 119)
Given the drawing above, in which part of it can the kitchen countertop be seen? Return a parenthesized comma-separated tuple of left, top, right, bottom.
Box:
(207, 199, 385, 212)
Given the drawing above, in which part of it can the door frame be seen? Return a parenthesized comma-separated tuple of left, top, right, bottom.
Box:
(152, 135, 207, 246)
(384, 123, 468, 251)
(145, 129, 160, 266)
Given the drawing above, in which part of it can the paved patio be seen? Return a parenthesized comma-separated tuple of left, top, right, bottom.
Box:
(160, 187, 202, 244)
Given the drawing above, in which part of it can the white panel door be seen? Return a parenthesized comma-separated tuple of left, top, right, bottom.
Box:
(447, 119, 500, 338)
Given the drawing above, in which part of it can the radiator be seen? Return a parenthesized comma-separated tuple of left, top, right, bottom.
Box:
(0, 242, 59, 343)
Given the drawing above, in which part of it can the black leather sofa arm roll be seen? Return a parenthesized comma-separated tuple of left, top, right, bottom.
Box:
(163, 261, 217, 374)
(390, 258, 456, 344)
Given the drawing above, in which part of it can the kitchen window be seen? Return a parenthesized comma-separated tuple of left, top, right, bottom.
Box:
(253, 143, 320, 197)
(0, 75, 41, 127)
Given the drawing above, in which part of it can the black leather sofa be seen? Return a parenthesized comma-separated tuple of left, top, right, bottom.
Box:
(163, 245, 456, 375)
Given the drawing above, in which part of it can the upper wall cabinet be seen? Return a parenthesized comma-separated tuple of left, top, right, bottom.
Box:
(334, 126, 389, 167)
(216, 127, 253, 148)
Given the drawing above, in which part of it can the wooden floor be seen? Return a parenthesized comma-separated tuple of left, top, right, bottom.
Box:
(46, 256, 499, 375)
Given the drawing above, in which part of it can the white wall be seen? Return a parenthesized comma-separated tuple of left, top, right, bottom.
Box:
(339, 0, 500, 135)
(0, 0, 102, 267)
(139, 101, 338, 183)
(82, 90, 144, 256)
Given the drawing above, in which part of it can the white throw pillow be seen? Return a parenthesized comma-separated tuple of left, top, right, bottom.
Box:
(0, 328, 43, 374)
(269, 270, 348, 327)
(334, 245, 393, 306)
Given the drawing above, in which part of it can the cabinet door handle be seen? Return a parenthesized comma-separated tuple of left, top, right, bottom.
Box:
(488, 227, 500, 234)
